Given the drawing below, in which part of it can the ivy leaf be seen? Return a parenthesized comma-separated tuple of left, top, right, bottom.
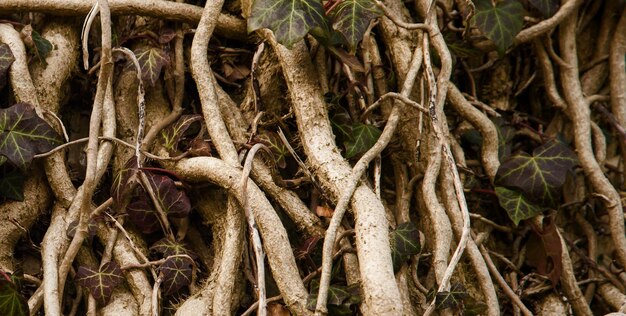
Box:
(495, 186, 543, 225)
(29, 30, 53, 65)
(160, 257, 193, 295)
(435, 283, 468, 310)
(76, 262, 124, 305)
(248, 0, 327, 48)
(21, 26, 53, 65)
(127, 194, 161, 234)
(160, 115, 202, 155)
(0, 102, 63, 170)
(492, 117, 515, 161)
(187, 138, 212, 157)
(134, 46, 170, 86)
(0, 279, 28, 316)
(329, 0, 382, 52)
(472, 0, 525, 54)
(528, 0, 558, 18)
(66, 217, 100, 240)
(111, 158, 138, 209)
(143, 171, 191, 218)
(344, 123, 381, 158)
(306, 283, 357, 311)
(495, 140, 578, 207)
(258, 131, 289, 168)
(390, 222, 421, 272)
(0, 43, 15, 90)
(0, 168, 24, 201)
(150, 238, 197, 259)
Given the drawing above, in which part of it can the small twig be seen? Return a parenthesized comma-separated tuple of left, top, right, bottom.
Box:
(360, 92, 428, 122)
(33, 136, 186, 161)
(241, 143, 271, 316)
(277, 128, 329, 201)
(241, 295, 284, 316)
(480, 243, 533, 316)
(43, 110, 69, 142)
(470, 213, 514, 233)
(139, 171, 175, 240)
(375, 1, 435, 33)
(152, 276, 162, 316)
(81, 3, 99, 69)
(421, 26, 472, 316)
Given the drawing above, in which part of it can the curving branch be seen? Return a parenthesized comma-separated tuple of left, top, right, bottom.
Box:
(559, 4, 626, 271)
(0, 0, 246, 40)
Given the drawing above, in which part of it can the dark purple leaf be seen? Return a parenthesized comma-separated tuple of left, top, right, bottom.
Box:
(495, 140, 578, 207)
(66, 217, 100, 240)
(111, 158, 138, 208)
(144, 172, 191, 218)
(160, 257, 192, 295)
(0, 103, 63, 170)
(134, 46, 170, 86)
(158, 28, 177, 44)
(188, 138, 212, 157)
(127, 194, 161, 234)
(76, 262, 124, 305)
(0, 43, 15, 90)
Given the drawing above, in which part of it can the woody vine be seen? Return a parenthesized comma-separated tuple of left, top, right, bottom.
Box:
(0, 0, 624, 315)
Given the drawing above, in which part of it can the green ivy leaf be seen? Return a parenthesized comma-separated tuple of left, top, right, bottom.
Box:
(0, 279, 28, 316)
(258, 131, 290, 168)
(248, 0, 327, 48)
(76, 262, 124, 305)
(0, 168, 24, 201)
(329, 0, 382, 52)
(495, 140, 578, 207)
(133, 46, 170, 86)
(29, 30, 53, 65)
(0, 103, 63, 170)
(344, 123, 381, 158)
(492, 117, 515, 161)
(160, 115, 202, 155)
(0, 44, 15, 90)
(528, 0, 558, 18)
(390, 222, 421, 272)
(495, 186, 543, 225)
(472, 0, 525, 54)
(306, 283, 359, 311)
(435, 283, 468, 310)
